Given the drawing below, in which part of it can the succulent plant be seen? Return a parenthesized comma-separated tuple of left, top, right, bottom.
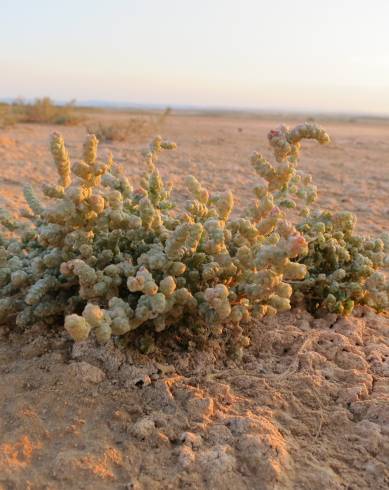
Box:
(294, 211, 389, 314)
(0, 122, 387, 357)
(266, 123, 389, 314)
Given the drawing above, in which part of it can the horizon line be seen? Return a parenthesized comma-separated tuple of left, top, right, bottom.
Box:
(1, 96, 389, 120)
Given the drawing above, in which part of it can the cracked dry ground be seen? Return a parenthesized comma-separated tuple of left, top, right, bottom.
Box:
(0, 306, 388, 489)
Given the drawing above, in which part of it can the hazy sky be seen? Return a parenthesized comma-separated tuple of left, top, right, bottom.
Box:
(1, 0, 389, 114)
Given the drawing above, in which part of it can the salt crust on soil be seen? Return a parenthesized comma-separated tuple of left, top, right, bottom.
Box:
(0, 306, 388, 489)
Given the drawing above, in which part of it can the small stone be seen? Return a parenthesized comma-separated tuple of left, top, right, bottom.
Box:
(297, 319, 311, 331)
(178, 445, 196, 468)
(20, 336, 49, 359)
(179, 431, 203, 449)
(66, 361, 105, 384)
(186, 396, 214, 421)
(125, 479, 141, 490)
(131, 417, 155, 439)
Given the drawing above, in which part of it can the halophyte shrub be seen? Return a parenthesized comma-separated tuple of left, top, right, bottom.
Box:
(262, 123, 389, 314)
(0, 122, 387, 355)
(294, 211, 389, 314)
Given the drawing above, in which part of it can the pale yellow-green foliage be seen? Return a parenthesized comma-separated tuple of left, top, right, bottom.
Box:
(0, 122, 387, 357)
(294, 210, 389, 314)
(266, 124, 388, 314)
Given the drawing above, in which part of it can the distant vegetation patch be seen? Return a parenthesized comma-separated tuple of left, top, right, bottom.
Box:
(0, 103, 18, 129)
(0, 98, 83, 127)
(86, 108, 172, 143)
(86, 119, 153, 143)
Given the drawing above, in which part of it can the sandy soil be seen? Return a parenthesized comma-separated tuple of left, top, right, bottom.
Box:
(0, 113, 388, 489)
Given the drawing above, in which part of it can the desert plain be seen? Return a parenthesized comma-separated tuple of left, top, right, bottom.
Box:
(0, 110, 388, 489)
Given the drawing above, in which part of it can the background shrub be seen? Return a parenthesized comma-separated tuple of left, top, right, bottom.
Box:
(3, 97, 83, 126)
